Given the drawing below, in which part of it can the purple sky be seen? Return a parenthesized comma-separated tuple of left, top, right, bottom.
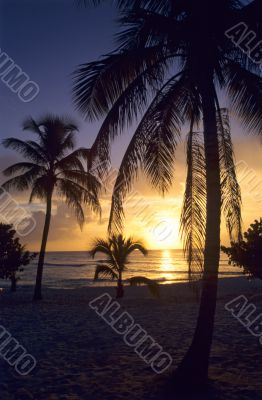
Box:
(0, 0, 117, 151)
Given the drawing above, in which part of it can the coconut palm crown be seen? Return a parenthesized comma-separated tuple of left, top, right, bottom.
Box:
(2, 115, 101, 300)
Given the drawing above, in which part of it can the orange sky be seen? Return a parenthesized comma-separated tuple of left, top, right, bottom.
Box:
(10, 129, 261, 252)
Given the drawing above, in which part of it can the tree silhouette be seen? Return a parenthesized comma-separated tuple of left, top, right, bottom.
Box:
(73, 0, 261, 388)
(2, 115, 101, 300)
(0, 224, 36, 292)
(222, 218, 262, 280)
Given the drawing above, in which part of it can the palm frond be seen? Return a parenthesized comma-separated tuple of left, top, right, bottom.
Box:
(108, 73, 198, 234)
(23, 117, 45, 140)
(56, 178, 87, 228)
(72, 46, 170, 121)
(142, 81, 182, 194)
(58, 171, 101, 213)
(60, 132, 77, 152)
(26, 116, 77, 162)
(3, 162, 45, 177)
(36, 115, 78, 133)
(224, 59, 262, 133)
(180, 127, 206, 280)
(55, 153, 84, 172)
(74, 0, 170, 12)
(29, 178, 51, 202)
(89, 239, 113, 259)
(128, 276, 159, 297)
(59, 169, 99, 190)
(126, 241, 148, 256)
(107, 114, 149, 233)
(117, 6, 183, 50)
(82, 190, 101, 216)
(94, 264, 118, 280)
(74, 0, 105, 7)
(2, 138, 46, 164)
(216, 107, 242, 242)
(88, 48, 171, 174)
(2, 167, 44, 192)
(26, 140, 49, 162)
(132, 0, 173, 14)
(70, 147, 93, 168)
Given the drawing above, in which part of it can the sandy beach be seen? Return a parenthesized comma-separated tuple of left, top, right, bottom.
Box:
(1, 0, 261, 399)
(0, 277, 261, 400)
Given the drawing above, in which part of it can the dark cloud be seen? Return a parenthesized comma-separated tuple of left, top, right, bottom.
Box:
(14, 200, 97, 250)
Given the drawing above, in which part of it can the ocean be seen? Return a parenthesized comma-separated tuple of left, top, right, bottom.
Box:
(0, 250, 243, 290)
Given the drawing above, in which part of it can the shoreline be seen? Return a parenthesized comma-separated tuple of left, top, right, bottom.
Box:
(1, 275, 262, 298)
(0, 272, 248, 292)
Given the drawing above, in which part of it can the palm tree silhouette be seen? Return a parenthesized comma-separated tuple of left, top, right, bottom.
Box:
(2, 115, 101, 301)
(90, 234, 158, 298)
(73, 0, 261, 387)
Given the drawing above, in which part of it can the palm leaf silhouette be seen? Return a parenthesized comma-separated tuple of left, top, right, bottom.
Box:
(180, 125, 206, 280)
(217, 108, 242, 242)
(128, 276, 160, 298)
(94, 264, 118, 280)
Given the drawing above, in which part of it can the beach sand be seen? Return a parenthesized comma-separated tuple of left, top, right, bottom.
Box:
(0, 277, 261, 400)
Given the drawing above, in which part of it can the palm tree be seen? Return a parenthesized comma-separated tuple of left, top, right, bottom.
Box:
(73, 0, 261, 387)
(90, 234, 158, 298)
(2, 115, 101, 301)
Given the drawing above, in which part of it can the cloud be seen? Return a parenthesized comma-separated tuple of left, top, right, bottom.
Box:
(19, 202, 101, 251)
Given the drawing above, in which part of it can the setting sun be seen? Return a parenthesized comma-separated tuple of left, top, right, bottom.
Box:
(144, 216, 181, 250)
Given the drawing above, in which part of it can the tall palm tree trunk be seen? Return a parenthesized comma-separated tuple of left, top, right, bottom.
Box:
(33, 192, 52, 301)
(174, 72, 221, 387)
(116, 271, 124, 298)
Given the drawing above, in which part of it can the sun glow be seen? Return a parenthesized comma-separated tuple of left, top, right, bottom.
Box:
(159, 249, 177, 283)
(161, 250, 173, 271)
(145, 216, 181, 250)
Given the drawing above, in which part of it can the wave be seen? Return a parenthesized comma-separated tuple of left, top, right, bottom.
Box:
(90, 271, 241, 283)
(31, 262, 89, 268)
(29, 261, 238, 274)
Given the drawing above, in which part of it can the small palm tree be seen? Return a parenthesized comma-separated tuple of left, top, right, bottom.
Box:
(2, 115, 101, 301)
(90, 234, 158, 298)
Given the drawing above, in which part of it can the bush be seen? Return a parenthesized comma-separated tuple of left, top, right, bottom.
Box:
(221, 219, 262, 280)
(0, 224, 36, 291)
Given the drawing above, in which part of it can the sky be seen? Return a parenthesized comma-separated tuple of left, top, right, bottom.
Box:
(0, 0, 261, 251)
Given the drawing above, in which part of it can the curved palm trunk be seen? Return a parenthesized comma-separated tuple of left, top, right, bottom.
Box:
(174, 73, 221, 388)
(33, 192, 52, 301)
(116, 271, 124, 298)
